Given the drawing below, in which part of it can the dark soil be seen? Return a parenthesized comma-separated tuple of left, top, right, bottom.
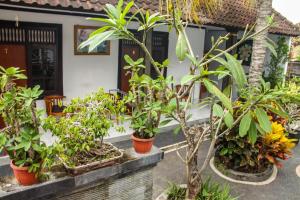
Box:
(66, 143, 122, 167)
(215, 155, 270, 174)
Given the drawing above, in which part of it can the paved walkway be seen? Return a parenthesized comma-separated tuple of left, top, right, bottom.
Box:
(153, 141, 300, 200)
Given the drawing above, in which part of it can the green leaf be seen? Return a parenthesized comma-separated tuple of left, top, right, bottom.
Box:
(224, 112, 234, 128)
(214, 53, 247, 91)
(255, 108, 272, 133)
(121, 1, 134, 19)
(180, 75, 197, 85)
(248, 120, 258, 144)
(160, 119, 173, 126)
(203, 79, 233, 113)
(220, 148, 228, 156)
(176, 31, 188, 61)
(265, 40, 277, 58)
(239, 112, 252, 137)
(124, 54, 135, 65)
(213, 104, 223, 117)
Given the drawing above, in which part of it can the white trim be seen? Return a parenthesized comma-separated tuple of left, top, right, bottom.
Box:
(0, 3, 108, 17)
(209, 157, 278, 186)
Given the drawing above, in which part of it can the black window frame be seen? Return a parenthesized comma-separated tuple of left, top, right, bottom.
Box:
(0, 20, 63, 97)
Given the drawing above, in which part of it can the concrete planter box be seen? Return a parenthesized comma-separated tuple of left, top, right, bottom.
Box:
(0, 147, 163, 200)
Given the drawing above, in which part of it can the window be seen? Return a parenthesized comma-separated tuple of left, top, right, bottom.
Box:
(0, 20, 63, 97)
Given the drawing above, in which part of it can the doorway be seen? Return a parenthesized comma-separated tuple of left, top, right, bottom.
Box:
(118, 31, 169, 93)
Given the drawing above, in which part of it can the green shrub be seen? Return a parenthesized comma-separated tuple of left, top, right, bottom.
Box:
(166, 179, 237, 200)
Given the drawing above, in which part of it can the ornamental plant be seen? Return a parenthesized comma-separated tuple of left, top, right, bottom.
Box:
(43, 89, 126, 168)
(123, 55, 171, 138)
(0, 67, 52, 176)
(258, 122, 295, 167)
(79, 0, 273, 199)
(216, 79, 299, 172)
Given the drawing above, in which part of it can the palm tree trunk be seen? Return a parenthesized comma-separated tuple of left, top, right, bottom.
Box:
(248, 0, 273, 86)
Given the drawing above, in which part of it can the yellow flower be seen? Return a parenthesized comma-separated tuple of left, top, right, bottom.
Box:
(271, 122, 285, 136)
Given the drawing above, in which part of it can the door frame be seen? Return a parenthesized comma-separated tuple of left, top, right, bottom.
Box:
(117, 30, 169, 91)
(0, 20, 63, 96)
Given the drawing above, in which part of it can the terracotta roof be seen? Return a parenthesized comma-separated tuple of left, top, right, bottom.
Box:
(1, 0, 299, 36)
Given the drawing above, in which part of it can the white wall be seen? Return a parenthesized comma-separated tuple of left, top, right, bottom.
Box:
(155, 26, 206, 101)
(0, 9, 206, 102)
(0, 9, 119, 101)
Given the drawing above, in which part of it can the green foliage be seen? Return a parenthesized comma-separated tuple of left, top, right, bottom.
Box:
(215, 78, 299, 171)
(79, 0, 166, 52)
(197, 179, 237, 200)
(124, 56, 171, 138)
(167, 183, 186, 200)
(166, 180, 237, 200)
(263, 36, 289, 88)
(43, 89, 125, 166)
(0, 66, 52, 175)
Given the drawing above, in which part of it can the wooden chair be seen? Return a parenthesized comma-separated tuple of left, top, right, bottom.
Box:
(175, 84, 191, 102)
(44, 95, 66, 117)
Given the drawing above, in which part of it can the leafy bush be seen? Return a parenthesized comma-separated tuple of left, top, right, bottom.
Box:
(0, 67, 52, 175)
(43, 89, 125, 167)
(215, 79, 298, 172)
(166, 180, 236, 200)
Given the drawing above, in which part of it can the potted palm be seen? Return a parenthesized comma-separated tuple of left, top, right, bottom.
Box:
(0, 67, 51, 186)
(43, 89, 126, 174)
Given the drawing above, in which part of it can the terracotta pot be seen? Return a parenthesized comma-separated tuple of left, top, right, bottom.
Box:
(10, 161, 39, 186)
(131, 134, 154, 154)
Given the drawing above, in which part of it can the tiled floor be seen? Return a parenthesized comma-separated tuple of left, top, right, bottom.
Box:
(152, 142, 300, 200)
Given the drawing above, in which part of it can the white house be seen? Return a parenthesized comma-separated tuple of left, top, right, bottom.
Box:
(0, 0, 299, 104)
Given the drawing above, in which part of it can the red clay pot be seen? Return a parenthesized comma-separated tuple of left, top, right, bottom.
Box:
(10, 161, 39, 186)
(131, 134, 154, 154)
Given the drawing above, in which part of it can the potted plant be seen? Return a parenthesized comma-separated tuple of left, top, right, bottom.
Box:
(43, 89, 126, 175)
(123, 55, 169, 153)
(0, 67, 51, 186)
(215, 81, 297, 179)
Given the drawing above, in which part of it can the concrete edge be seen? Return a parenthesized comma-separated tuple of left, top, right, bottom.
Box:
(209, 157, 278, 186)
(0, 147, 163, 200)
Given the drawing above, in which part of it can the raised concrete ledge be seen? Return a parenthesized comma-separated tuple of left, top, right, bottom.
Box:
(0, 147, 163, 200)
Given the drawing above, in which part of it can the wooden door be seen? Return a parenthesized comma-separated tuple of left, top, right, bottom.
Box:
(118, 40, 143, 92)
(0, 44, 27, 86)
(0, 44, 26, 128)
(151, 32, 169, 79)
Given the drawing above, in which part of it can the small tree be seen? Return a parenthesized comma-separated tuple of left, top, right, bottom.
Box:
(80, 1, 272, 199)
(264, 36, 289, 88)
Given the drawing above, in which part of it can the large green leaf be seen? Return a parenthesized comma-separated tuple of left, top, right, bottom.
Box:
(248, 120, 258, 144)
(203, 79, 233, 113)
(224, 53, 247, 90)
(180, 75, 197, 85)
(213, 103, 223, 117)
(239, 111, 252, 137)
(79, 30, 115, 52)
(255, 108, 272, 133)
(176, 31, 188, 61)
(224, 112, 234, 128)
(214, 53, 247, 90)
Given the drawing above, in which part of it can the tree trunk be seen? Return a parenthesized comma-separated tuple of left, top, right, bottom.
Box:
(248, 0, 273, 86)
(186, 145, 202, 200)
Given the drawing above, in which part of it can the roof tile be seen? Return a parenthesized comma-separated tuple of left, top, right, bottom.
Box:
(0, 0, 299, 36)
